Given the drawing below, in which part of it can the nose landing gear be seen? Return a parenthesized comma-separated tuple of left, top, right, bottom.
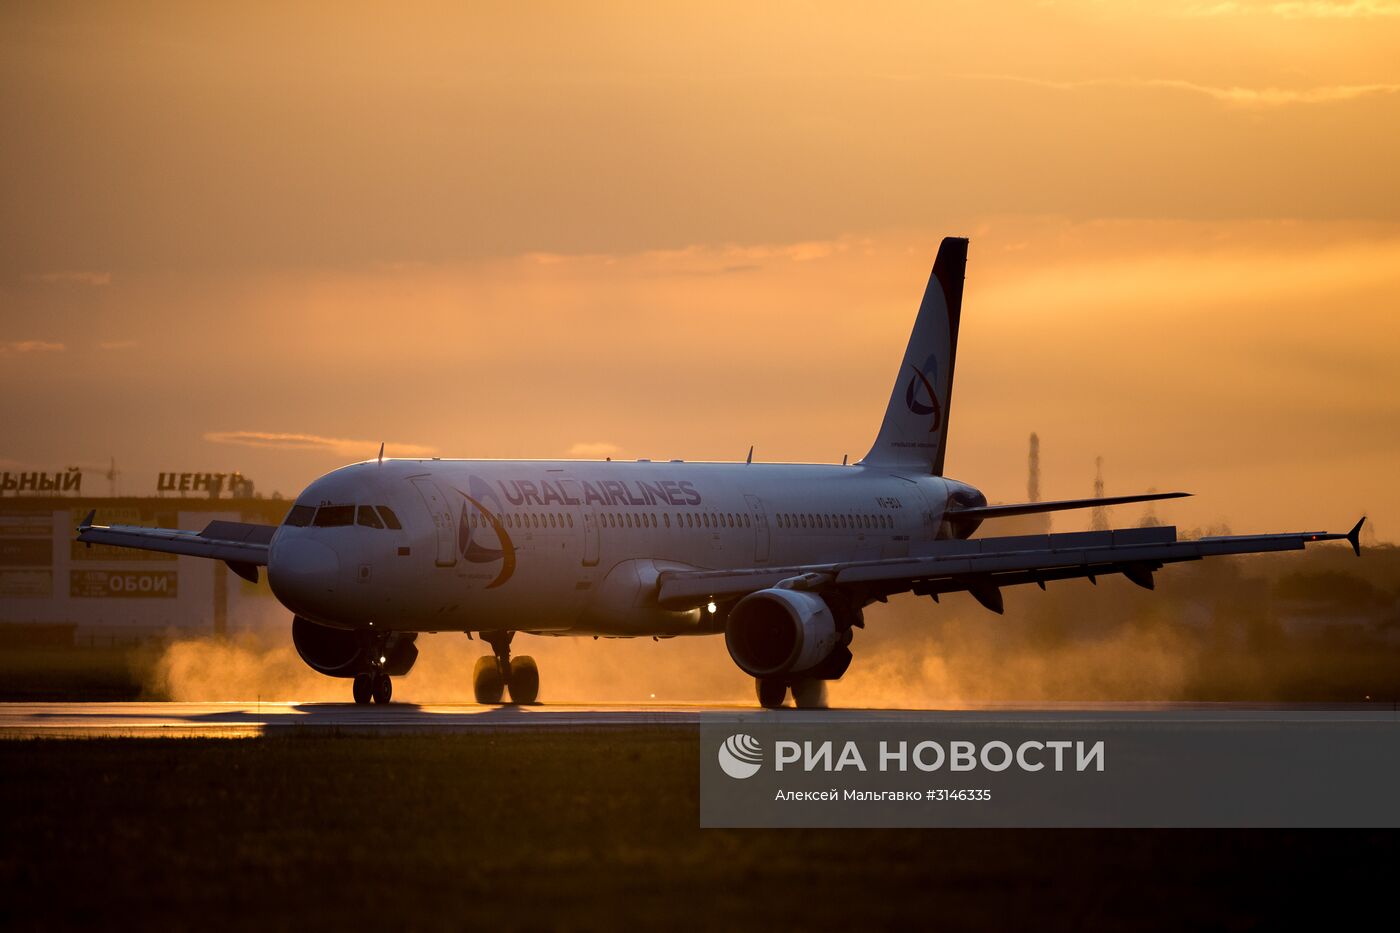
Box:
(352, 671, 393, 705)
(473, 631, 539, 705)
(352, 631, 396, 705)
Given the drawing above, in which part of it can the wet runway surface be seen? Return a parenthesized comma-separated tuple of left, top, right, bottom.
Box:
(2, 701, 1396, 737)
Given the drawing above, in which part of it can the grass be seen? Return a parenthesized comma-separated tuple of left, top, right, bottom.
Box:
(0, 730, 1392, 931)
(0, 645, 156, 701)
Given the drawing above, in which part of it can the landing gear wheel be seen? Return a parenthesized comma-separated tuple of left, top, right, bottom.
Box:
(371, 673, 392, 704)
(790, 679, 828, 709)
(473, 655, 505, 704)
(352, 673, 372, 705)
(507, 655, 539, 705)
(756, 678, 787, 709)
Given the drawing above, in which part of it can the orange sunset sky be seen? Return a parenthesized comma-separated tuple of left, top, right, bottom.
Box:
(2, 1, 1398, 539)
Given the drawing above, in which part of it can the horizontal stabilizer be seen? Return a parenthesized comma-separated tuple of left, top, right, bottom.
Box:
(947, 491, 1190, 521)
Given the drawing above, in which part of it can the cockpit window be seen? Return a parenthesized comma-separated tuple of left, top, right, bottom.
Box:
(312, 505, 355, 527)
(356, 505, 384, 529)
(285, 505, 316, 527)
(376, 506, 402, 530)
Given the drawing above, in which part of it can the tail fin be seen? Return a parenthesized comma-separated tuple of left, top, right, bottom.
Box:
(859, 236, 967, 474)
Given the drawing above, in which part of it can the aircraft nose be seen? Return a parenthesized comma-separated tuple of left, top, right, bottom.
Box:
(268, 537, 340, 616)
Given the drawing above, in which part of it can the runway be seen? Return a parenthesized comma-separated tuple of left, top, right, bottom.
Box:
(2, 701, 1396, 738)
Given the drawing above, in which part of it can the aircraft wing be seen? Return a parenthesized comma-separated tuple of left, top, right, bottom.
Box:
(656, 519, 1365, 613)
(75, 511, 275, 582)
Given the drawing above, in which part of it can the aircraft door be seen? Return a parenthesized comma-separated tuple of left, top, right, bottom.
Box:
(580, 509, 600, 566)
(744, 494, 770, 563)
(408, 476, 458, 568)
(559, 479, 599, 567)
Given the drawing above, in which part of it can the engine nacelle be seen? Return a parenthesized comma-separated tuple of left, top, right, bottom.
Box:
(940, 480, 988, 539)
(724, 588, 840, 678)
(291, 616, 418, 678)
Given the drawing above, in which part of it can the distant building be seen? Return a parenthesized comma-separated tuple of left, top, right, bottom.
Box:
(1, 489, 288, 642)
(1090, 455, 1108, 532)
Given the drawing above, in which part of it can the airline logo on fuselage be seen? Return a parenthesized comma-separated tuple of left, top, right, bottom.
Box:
(498, 477, 701, 509)
(454, 476, 516, 589)
(451, 474, 705, 589)
(904, 353, 943, 433)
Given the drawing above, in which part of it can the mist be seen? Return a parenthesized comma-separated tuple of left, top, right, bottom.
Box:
(147, 546, 1399, 706)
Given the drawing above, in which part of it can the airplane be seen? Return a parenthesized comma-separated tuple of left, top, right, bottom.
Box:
(76, 237, 1365, 708)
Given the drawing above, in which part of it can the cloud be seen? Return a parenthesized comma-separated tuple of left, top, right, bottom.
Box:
(204, 431, 436, 458)
(98, 339, 138, 350)
(0, 340, 65, 355)
(525, 238, 852, 273)
(1188, 1, 1400, 17)
(964, 73, 1400, 108)
(567, 441, 621, 459)
(25, 271, 111, 286)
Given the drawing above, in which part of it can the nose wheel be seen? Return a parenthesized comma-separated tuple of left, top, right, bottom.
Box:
(352, 672, 393, 705)
(474, 631, 539, 704)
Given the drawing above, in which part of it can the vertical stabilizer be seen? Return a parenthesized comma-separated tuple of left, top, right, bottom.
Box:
(859, 236, 967, 474)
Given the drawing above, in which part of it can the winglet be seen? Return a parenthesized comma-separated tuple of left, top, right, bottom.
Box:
(77, 509, 96, 548)
(1347, 516, 1366, 557)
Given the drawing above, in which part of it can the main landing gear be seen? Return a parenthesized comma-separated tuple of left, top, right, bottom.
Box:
(352, 671, 392, 705)
(756, 677, 828, 710)
(473, 630, 539, 705)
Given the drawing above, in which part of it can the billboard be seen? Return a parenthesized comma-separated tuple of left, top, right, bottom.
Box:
(0, 537, 52, 567)
(0, 513, 55, 537)
(0, 570, 53, 598)
(0, 510, 54, 598)
(69, 569, 179, 599)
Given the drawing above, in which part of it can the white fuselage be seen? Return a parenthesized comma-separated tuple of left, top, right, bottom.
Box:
(267, 459, 982, 637)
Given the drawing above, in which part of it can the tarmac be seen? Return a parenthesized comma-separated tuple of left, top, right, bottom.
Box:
(2, 701, 1396, 737)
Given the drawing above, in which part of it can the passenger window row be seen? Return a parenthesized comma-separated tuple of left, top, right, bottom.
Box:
(284, 504, 402, 530)
(606, 512, 659, 529)
(776, 512, 892, 531)
(288, 501, 889, 535)
(470, 512, 575, 530)
(673, 512, 750, 530)
(468, 510, 756, 532)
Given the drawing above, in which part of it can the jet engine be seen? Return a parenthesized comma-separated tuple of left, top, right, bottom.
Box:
(724, 588, 850, 679)
(291, 616, 419, 678)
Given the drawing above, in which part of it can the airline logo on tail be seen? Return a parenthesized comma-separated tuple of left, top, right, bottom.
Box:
(454, 477, 517, 589)
(904, 353, 942, 433)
